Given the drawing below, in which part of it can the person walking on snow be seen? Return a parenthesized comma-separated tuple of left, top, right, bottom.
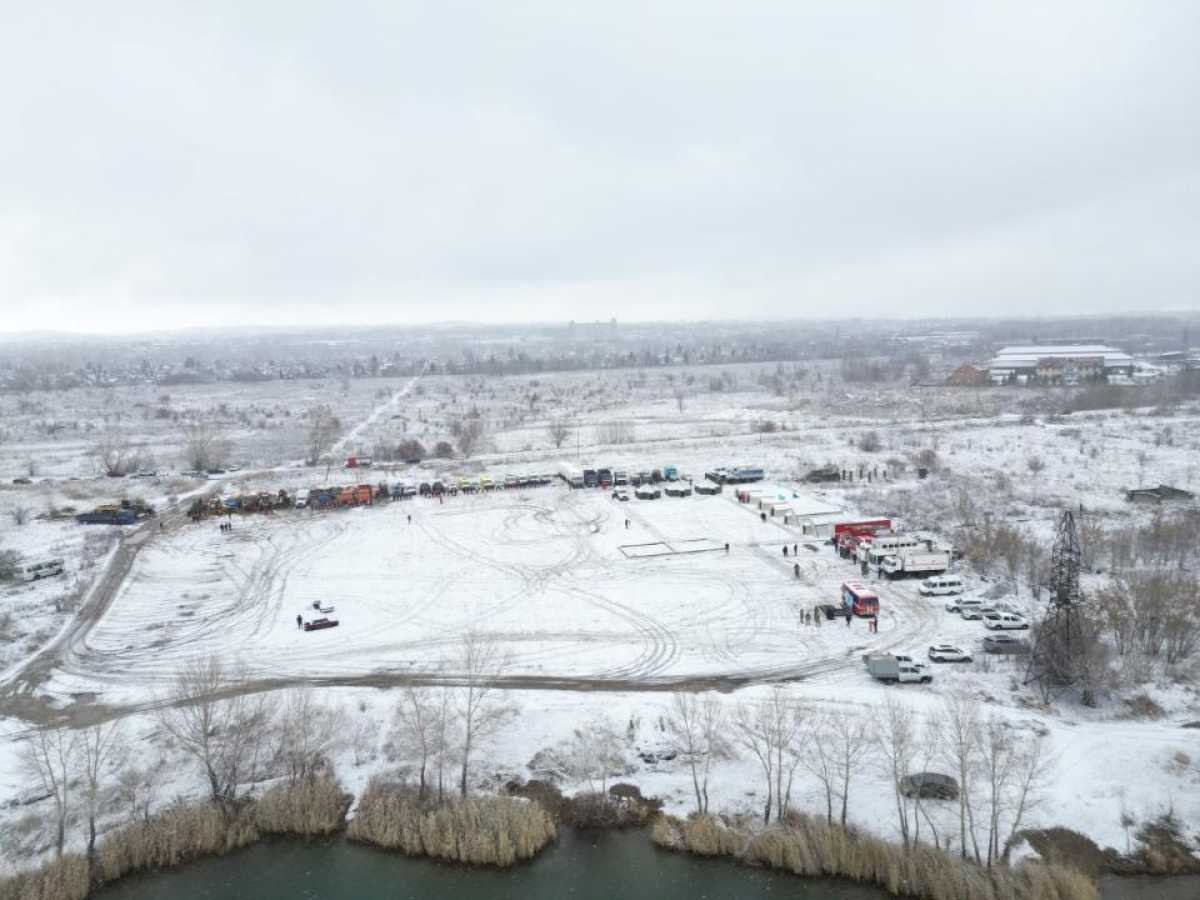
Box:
(793, 562, 800, 578)
(296, 614, 303, 630)
(793, 543, 797, 555)
(783, 545, 788, 557)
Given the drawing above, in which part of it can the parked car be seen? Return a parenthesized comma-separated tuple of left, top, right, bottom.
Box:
(900, 772, 959, 800)
(944, 596, 978, 613)
(927, 644, 972, 663)
(982, 634, 1029, 654)
(12, 477, 31, 485)
(982, 612, 1029, 630)
(612, 489, 630, 501)
(960, 603, 996, 621)
(303, 617, 339, 632)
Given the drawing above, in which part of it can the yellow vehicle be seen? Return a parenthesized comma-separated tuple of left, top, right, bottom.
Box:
(458, 476, 477, 493)
(479, 474, 495, 491)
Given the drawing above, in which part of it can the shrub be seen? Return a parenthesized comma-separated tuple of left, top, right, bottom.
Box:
(348, 780, 556, 867)
(505, 779, 567, 818)
(0, 549, 20, 582)
(1015, 828, 1119, 878)
(560, 790, 659, 829)
(858, 430, 882, 452)
(1127, 810, 1200, 874)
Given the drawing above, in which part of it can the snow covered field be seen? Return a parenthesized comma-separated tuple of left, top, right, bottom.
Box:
(1, 364, 1199, 871)
(39, 487, 972, 704)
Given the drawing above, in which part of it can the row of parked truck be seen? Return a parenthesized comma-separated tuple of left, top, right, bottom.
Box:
(833, 520, 953, 579)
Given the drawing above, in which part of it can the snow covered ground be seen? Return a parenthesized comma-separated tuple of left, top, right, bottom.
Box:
(1, 365, 1198, 871)
(36, 486, 973, 703)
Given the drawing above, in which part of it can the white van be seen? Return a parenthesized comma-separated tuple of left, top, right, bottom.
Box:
(294, 488, 310, 509)
(21, 559, 65, 582)
(919, 574, 963, 596)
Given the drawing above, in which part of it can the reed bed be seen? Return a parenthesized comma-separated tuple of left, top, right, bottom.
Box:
(0, 776, 350, 900)
(348, 780, 556, 867)
(652, 814, 1098, 900)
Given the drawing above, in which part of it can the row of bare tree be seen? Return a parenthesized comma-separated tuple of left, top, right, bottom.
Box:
(667, 689, 1050, 869)
(20, 633, 515, 864)
(89, 422, 231, 476)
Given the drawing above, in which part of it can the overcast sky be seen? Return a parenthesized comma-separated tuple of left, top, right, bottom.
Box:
(2, 2, 1198, 333)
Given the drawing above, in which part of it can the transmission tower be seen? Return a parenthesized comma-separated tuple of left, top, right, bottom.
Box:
(1025, 510, 1089, 700)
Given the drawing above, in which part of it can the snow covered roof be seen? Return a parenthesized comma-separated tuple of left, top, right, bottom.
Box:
(988, 344, 1134, 369)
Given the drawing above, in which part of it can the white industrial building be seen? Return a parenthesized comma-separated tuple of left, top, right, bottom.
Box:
(987, 344, 1135, 385)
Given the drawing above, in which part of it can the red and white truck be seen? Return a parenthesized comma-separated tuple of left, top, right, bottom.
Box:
(834, 520, 892, 557)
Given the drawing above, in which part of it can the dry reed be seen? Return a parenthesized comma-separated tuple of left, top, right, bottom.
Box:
(0, 777, 351, 900)
(348, 779, 556, 866)
(652, 814, 1098, 900)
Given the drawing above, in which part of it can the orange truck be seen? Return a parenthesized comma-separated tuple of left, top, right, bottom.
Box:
(355, 484, 373, 505)
(338, 486, 357, 506)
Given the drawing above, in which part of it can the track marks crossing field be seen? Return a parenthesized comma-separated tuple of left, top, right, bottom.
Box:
(27, 488, 947, 711)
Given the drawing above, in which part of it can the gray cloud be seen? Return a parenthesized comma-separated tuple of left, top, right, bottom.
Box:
(2, 1, 1198, 332)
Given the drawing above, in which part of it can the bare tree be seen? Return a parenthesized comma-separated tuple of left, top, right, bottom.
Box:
(802, 711, 839, 824)
(21, 727, 78, 857)
(10, 505, 32, 526)
(349, 716, 380, 767)
(734, 690, 807, 824)
(804, 707, 871, 827)
(455, 632, 515, 797)
(180, 422, 231, 472)
(157, 657, 272, 814)
(116, 761, 162, 824)
(91, 430, 133, 476)
(546, 418, 572, 450)
(668, 692, 729, 816)
(391, 685, 444, 800)
(593, 420, 636, 445)
(978, 719, 1050, 867)
(78, 721, 123, 862)
(456, 419, 485, 458)
(305, 404, 342, 465)
(276, 688, 344, 785)
(429, 684, 454, 804)
(873, 695, 918, 848)
(941, 692, 982, 860)
(568, 715, 626, 793)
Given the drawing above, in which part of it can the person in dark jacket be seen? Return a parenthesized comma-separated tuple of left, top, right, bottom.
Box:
(296, 614, 303, 630)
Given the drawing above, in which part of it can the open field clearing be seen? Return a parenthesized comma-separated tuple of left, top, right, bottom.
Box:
(28, 487, 983, 707)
